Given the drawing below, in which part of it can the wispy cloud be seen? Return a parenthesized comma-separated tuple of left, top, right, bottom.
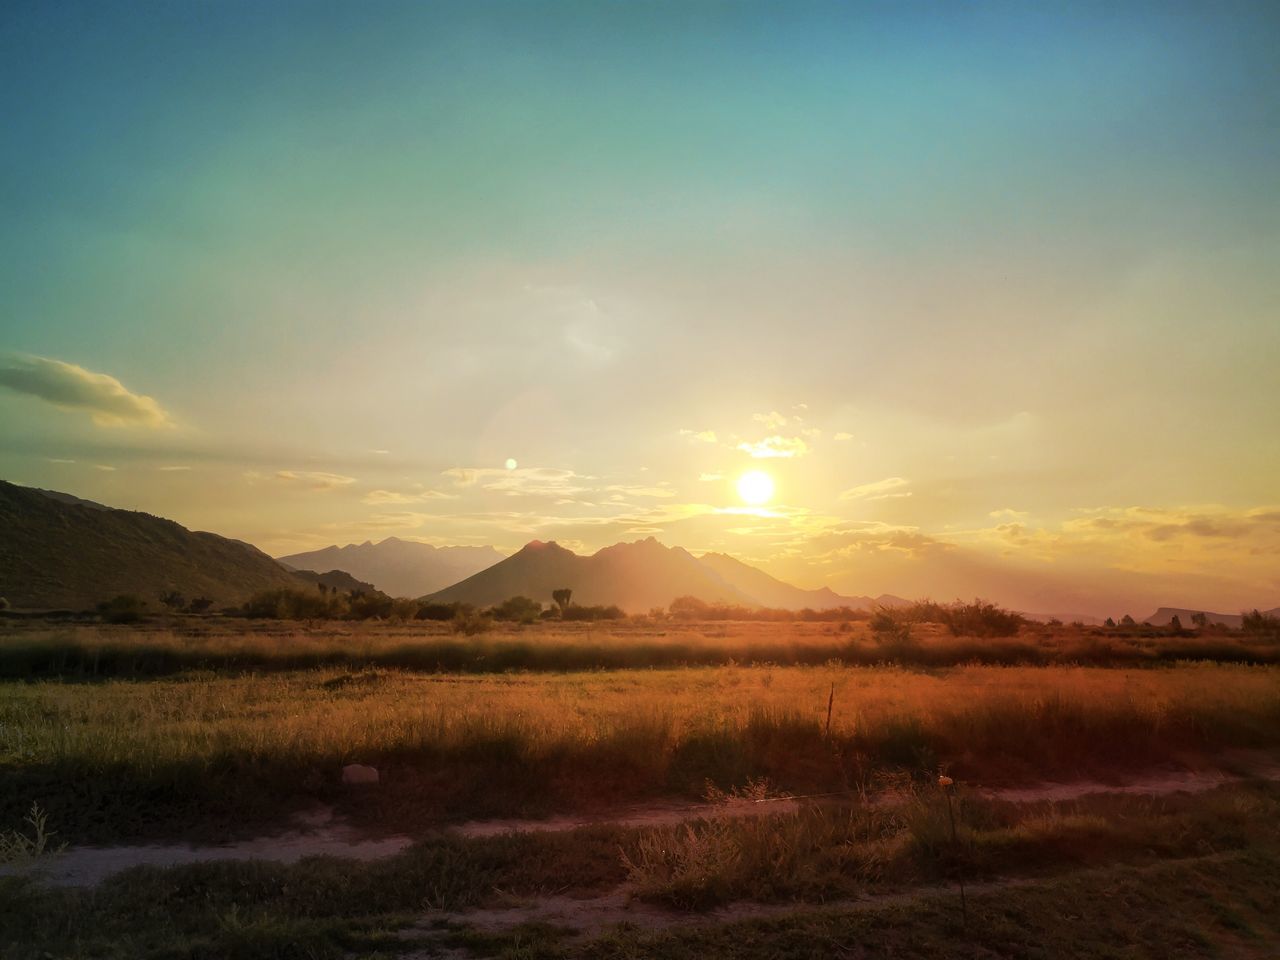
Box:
(737, 435, 809, 459)
(0, 354, 172, 428)
(362, 487, 458, 505)
(838, 477, 911, 501)
(679, 428, 718, 443)
(247, 470, 357, 491)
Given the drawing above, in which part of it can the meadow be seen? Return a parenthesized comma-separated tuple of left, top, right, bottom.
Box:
(3, 619, 1280, 842)
(3, 617, 1280, 958)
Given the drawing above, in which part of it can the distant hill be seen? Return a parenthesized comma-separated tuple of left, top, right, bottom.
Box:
(697, 551, 907, 611)
(427, 538, 904, 614)
(278, 537, 503, 598)
(290, 569, 381, 596)
(427, 538, 758, 612)
(1142, 606, 1280, 628)
(0, 480, 303, 609)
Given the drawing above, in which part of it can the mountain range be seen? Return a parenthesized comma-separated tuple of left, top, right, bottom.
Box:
(426, 537, 907, 613)
(278, 537, 504, 598)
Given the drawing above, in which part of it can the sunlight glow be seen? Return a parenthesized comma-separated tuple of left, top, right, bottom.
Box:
(736, 470, 774, 506)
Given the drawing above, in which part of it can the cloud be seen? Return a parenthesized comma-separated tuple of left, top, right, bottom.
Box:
(247, 470, 357, 491)
(158, 465, 191, 472)
(94, 464, 117, 472)
(0, 354, 172, 428)
(989, 508, 1029, 520)
(679, 429, 719, 443)
(362, 487, 458, 505)
(834, 432, 854, 441)
(838, 477, 911, 500)
(737, 435, 809, 459)
(753, 411, 789, 430)
(443, 466, 594, 497)
(698, 472, 724, 482)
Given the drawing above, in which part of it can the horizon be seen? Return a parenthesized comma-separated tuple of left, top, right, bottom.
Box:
(3, 2, 1279, 617)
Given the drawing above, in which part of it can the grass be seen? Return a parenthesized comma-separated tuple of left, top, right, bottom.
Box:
(3, 658, 1279, 842)
(3, 617, 1279, 680)
(2, 784, 1278, 959)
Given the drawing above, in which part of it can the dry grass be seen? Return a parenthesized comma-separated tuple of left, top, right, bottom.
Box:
(2, 616, 1278, 679)
(3, 657, 1278, 841)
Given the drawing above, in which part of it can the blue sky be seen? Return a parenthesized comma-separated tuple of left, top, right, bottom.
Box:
(2, 2, 1278, 614)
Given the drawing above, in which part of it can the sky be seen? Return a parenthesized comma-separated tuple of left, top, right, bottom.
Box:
(2, 1, 1278, 617)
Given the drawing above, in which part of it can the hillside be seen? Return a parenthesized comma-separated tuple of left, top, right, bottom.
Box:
(697, 552, 907, 610)
(426, 538, 758, 612)
(0, 480, 303, 609)
(278, 537, 502, 597)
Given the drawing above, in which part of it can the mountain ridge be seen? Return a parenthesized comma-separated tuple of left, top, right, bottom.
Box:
(278, 537, 503, 597)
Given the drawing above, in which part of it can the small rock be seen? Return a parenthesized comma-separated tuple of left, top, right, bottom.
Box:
(342, 763, 379, 785)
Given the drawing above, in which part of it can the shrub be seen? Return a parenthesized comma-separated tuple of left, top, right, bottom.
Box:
(490, 596, 542, 623)
(1241, 609, 1280, 635)
(561, 603, 626, 621)
(243, 588, 336, 620)
(941, 599, 1025, 638)
(416, 601, 467, 621)
(186, 596, 214, 614)
(97, 594, 147, 624)
(451, 610, 493, 635)
(0, 597, 9, 611)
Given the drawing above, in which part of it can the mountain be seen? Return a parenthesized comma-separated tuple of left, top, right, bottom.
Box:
(426, 538, 759, 612)
(278, 537, 503, 597)
(697, 552, 907, 611)
(0, 480, 303, 609)
(290, 569, 382, 595)
(1142, 606, 1280, 628)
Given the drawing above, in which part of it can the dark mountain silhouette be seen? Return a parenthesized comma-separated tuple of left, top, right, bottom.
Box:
(697, 551, 908, 611)
(278, 537, 502, 598)
(426, 538, 758, 612)
(0, 480, 303, 609)
(427, 538, 906, 613)
(290, 568, 381, 596)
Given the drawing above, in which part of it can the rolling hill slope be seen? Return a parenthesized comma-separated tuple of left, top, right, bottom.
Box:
(0, 480, 304, 609)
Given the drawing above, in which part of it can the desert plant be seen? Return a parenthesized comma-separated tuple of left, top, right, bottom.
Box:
(158, 590, 185, 611)
(0, 802, 66, 865)
(552, 588, 573, 614)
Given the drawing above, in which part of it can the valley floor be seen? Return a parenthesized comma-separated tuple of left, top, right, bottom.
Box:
(2, 619, 1279, 957)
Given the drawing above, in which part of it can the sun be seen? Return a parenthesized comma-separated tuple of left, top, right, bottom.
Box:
(737, 470, 774, 506)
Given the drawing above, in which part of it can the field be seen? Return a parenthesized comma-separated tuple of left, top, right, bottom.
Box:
(3, 618, 1280, 958)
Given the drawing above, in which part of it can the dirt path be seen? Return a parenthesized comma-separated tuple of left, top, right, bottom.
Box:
(7, 753, 1277, 889)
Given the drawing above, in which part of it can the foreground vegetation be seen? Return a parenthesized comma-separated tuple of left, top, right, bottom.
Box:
(2, 783, 1278, 959)
(4, 615, 1279, 681)
(3, 654, 1278, 842)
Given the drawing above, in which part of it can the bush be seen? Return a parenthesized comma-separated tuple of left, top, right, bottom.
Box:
(1241, 609, 1280, 635)
(560, 603, 626, 621)
(243, 588, 337, 620)
(0, 597, 9, 611)
(186, 596, 214, 614)
(941, 599, 1025, 638)
(451, 610, 493, 635)
(416, 601, 466, 621)
(97, 594, 147, 624)
(490, 596, 542, 624)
